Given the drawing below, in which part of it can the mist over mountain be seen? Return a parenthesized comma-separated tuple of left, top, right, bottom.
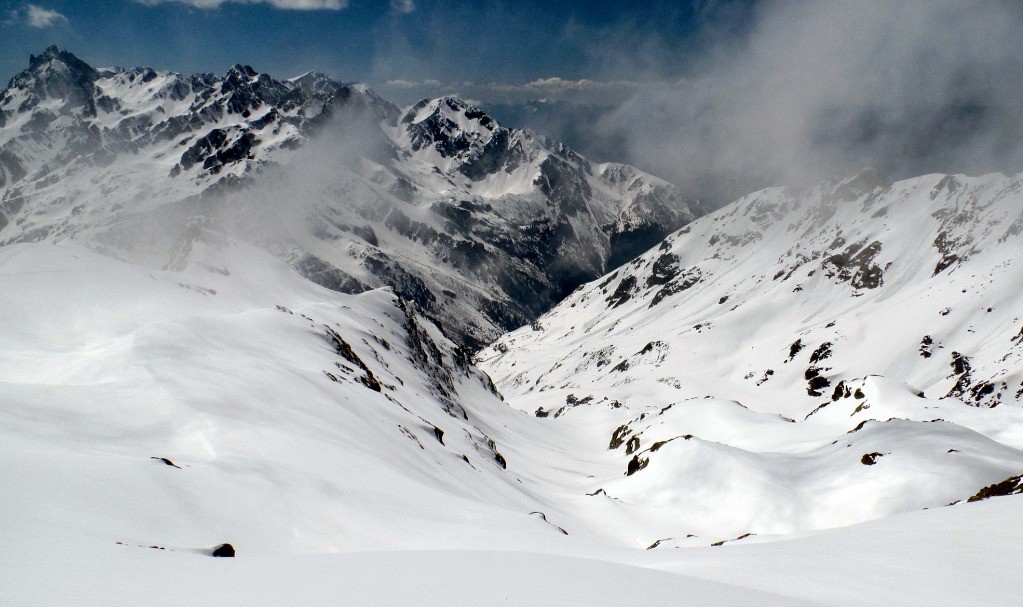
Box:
(422, 0, 1023, 209)
(0, 45, 700, 349)
(484, 97, 1023, 209)
(3, 1, 1023, 604)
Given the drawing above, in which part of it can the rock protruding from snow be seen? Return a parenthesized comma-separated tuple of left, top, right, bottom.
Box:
(208, 543, 235, 557)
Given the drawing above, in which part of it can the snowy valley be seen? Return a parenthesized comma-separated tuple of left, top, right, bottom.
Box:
(2, 46, 1023, 607)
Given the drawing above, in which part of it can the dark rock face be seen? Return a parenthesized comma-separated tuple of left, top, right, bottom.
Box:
(787, 339, 804, 362)
(805, 366, 831, 396)
(861, 452, 883, 465)
(919, 335, 935, 358)
(0, 149, 26, 188)
(401, 98, 527, 183)
(17, 45, 101, 111)
(822, 240, 885, 289)
(645, 252, 680, 288)
(809, 342, 833, 365)
(363, 255, 437, 313)
(294, 256, 367, 294)
(967, 473, 1023, 502)
(649, 267, 701, 307)
(203, 131, 258, 174)
(945, 350, 1005, 407)
(607, 276, 638, 308)
(534, 155, 592, 216)
(932, 231, 960, 276)
(626, 454, 649, 475)
(325, 326, 383, 392)
(609, 224, 675, 269)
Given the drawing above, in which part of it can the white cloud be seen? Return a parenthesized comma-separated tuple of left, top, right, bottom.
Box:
(524, 77, 596, 90)
(477, 77, 647, 101)
(23, 4, 68, 28)
(376, 76, 649, 105)
(520, 77, 639, 92)
(384, 79, 420, 89)
(389, 0, 414, 15)
(592, 0, 1023, 203)
(133, 0, 347, 10)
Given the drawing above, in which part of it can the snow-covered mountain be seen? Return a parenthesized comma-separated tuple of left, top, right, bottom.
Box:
(4, 46, 1023, 606)
(0, 46, 700, 348)
(4, 173, 1022, 606)
(479, 169, 1023, 541)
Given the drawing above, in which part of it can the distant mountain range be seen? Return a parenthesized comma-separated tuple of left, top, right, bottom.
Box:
(0, 45, 701, 348)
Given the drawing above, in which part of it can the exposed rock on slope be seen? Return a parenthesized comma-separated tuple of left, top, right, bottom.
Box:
(484, 170, 1023, 408)
(478, 170, 1023, 540)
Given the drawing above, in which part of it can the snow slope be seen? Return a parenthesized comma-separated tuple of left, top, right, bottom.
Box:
(479, 170, 1023, 541)
(6, 498, 1022, 606)
(0, 239, 545, 555)
(4, 238, 1022, 606)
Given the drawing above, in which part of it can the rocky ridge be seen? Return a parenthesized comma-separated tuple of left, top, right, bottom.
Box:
(0, 46, 701, 349)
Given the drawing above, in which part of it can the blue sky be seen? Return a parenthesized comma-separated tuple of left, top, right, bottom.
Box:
(1, 0, 755, 98)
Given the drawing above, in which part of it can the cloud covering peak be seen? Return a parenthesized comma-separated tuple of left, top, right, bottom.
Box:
(587, 0, 1023, 203)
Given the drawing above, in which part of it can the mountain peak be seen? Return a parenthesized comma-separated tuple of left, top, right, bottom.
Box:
(288, 71, 348, 98)
(289, 70, 331, 83)
(25, 45, 98, 80)
(227, 64, 258, 79)
(6, 45, 100, 109)
(403, 96, 498, 129)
